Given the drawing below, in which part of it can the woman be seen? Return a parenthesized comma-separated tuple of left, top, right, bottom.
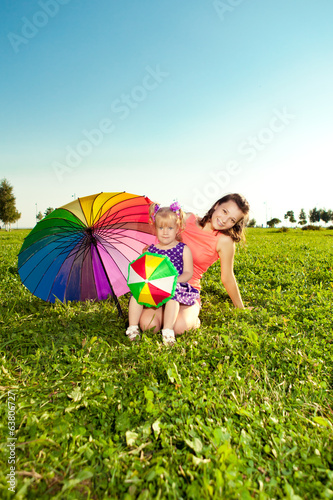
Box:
(139, 193, 250, 335)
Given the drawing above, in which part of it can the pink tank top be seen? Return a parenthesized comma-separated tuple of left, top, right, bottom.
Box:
(181, 213, 220, 290)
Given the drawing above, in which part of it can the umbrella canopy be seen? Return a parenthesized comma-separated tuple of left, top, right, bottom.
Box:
(18, 192, 155, 311)
(127, 252, 178, 307)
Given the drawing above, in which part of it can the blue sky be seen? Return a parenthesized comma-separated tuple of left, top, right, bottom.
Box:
(1, 0, 333, 228)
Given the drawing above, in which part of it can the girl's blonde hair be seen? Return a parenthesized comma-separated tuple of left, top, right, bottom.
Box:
(149, 202, 185, 240)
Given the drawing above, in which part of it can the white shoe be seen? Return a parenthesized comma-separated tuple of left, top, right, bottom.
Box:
(162, 329, 176, 346)
(126, 325, 140, 341)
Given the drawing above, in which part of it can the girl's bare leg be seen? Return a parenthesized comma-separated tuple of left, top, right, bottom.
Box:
(174, 302, 201, 335)
(138, 300, 201, 336)
(128, 296, 143, 326)
(139, 306, 163, 333)
(163, 300, 179, 330)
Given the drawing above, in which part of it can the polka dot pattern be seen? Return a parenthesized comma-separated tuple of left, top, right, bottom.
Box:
(148, 243, 200, 306)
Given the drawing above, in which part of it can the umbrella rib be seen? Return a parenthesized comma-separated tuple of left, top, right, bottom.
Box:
(97, 222, 151, 237)
(103, 203, 149, 220)
(96, 221, 154, 240)
(21, 235, 88, 297)
(20, 232, 86, 265)
(94, 238, 130, 283)
(24, 228, 85, 248)
(53, 210, 87, 227)
(91, 239, 123, 316)
(23, 222, 86, 251)
(91, 192, 125, 225)
(77, 197, 92, 227)
(97, 228, 153, 246)
(48, 237, 90, 301)
(96, 232, 151, 261)
(94, 199, 149, 227)
(33, 211, 87, 231)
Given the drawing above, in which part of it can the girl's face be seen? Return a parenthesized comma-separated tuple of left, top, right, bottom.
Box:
(155, 217, 178, 246)
(210, 200, 244, 231)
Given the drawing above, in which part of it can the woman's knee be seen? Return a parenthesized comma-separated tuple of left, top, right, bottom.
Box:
(174, 318, 197, 336)
(174, 322, 186, 336)
(174, 306, 200, 335)
(139, 310, 162, 333)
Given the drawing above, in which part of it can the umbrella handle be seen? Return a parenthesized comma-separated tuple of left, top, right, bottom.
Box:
(112, 294, 123, 317)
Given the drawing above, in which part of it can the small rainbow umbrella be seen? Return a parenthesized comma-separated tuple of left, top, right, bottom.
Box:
(127, 252, 178, 307)
(18, 192, 156, 314)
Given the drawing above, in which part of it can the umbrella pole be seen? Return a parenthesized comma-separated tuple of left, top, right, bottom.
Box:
(92, 239, 123, 317)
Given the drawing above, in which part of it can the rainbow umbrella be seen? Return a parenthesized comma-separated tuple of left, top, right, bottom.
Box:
(18, 192, 155, 313)
(127, 252, 178, 307)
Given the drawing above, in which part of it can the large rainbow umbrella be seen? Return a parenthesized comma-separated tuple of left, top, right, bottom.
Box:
(18, 192, 155, 313)
(127, 252, 178, 307)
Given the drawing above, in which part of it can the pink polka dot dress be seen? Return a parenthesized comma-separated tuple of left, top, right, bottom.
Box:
(147, 242, 200, 306)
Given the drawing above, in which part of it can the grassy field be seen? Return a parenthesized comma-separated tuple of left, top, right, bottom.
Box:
(0, 228, 333, 499)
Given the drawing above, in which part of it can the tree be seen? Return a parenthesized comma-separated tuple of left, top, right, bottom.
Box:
(247, 218, 256, 227)
(36, 211, 43, 222)
(44, 207, 54, 217)
(0, 179, 21, 231)
(319, 209, 333, 225)
(309, 207, 321, 224)
(298, 208, 307, 226)
(267, 218, 281, 228)
(284, 210, 296, 224)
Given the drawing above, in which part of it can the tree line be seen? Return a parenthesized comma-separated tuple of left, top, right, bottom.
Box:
(248, 208, 333, 228)
(1, 178, 331, 231)
(36, 207, 54, 222)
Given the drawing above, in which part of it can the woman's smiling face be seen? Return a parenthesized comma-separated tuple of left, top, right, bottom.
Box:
(210, 200, 244, 231)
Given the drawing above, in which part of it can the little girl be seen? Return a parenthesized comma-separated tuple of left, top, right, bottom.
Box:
(126, 202, 199, 346)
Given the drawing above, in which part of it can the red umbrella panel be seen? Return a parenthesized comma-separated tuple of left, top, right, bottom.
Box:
(127, 252, 178, 307)
(18, 192, 156, 312)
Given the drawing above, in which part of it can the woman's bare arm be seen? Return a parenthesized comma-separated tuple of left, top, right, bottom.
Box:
(217, 234, 244, 309)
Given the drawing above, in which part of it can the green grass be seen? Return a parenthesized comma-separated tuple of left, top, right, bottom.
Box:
(0, 228, 333, 499)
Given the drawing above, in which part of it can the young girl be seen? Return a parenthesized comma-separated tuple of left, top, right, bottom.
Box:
(139, 193, 250, 335)
(126, 202, 199, 346)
